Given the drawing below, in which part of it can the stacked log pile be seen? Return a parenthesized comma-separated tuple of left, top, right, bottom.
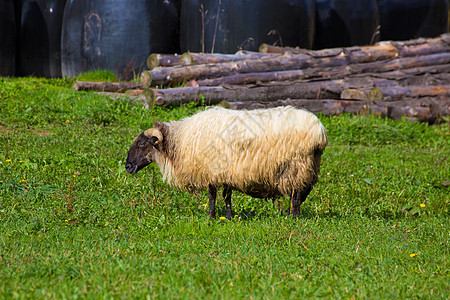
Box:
(74, 34, 450, 123)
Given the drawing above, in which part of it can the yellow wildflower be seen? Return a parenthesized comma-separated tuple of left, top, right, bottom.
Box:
(420, 204, 425, 208)
(5, 159, 11, 162)
(66, 119, 70, 123)
(219, 217, 226, 220)
(410, 253, 417, 258)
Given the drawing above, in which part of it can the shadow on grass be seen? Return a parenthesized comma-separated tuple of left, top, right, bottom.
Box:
(215, 206, 416, 222)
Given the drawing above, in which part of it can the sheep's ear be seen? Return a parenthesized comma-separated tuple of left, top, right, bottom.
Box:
(143, 128, 163, 146)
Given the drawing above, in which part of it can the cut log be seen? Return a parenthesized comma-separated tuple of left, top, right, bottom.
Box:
(339, 84, 450, 101)
(180, 51, 279, 65)
(146, 51, 281, 69)
(354, 63, 450, 80)
(196, 70, 306, 86)
(147, 54, 181, 69)
(387, 97, 449, 123)
(259, 43, 305, 55)
(397, 38, 450, 57)
(147, 81, 344, 107)
(349, 52, 450, 74)
(73, 81, 143, 92)
(345, 44, 398, 64)
(260, 33, 450, 56)
(378, 85, 450, 100)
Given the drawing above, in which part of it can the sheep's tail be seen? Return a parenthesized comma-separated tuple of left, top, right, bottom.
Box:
(316, 122, 328, 152)
(308, 120, 327, 181)
(305, 114, 327, 154)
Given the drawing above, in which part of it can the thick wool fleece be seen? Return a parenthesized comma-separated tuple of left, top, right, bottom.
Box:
(152, 106, 327, 197)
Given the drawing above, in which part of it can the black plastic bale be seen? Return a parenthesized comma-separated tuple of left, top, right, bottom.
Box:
(180, 0, 315, 54)
(15, 0, 66, 78)
(61, 0, 180, 80)
(0, 0, 16, 76)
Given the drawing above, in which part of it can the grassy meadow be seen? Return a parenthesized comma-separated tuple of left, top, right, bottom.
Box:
(0, 76, 449, 299)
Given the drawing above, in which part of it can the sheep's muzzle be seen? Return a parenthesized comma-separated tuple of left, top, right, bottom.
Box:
(125, 133, 153, 174)
(125, 162, 140, 174)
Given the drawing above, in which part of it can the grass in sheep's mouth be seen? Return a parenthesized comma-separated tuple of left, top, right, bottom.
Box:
(0, 75, 448, 299)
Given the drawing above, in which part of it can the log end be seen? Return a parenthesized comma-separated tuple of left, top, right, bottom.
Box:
(142, 88, 156, 109)
(147, 54, 160, 70)
(259, 43, 269, 53)
(440, 33, 450, 46)
(217, 101, 231, 109)
(73, 82, 82, 91)
(369, 88, 383, 101)
(181, 52, 194, 65)
(140, 71, 152, 89)
(341, 89, 369, 101)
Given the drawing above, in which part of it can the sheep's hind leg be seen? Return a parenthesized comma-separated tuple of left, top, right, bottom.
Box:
(223, 185, 232, 220)
(208, 184, 217, 218)
(291, 186, 312, 217)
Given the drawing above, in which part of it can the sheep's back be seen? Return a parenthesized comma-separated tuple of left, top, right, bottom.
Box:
(166, 107, 327, 194)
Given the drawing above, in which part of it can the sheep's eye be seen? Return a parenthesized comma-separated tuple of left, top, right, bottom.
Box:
(138, 142, 145, 148)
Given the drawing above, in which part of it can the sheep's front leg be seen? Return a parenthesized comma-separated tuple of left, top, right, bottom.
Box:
(208, 184, 217, 218)
(291, 186, 312, 217)
(223, 185, 232, 220)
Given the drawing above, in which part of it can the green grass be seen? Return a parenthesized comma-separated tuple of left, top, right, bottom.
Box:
(75, 70, 119, 82)
(0, 76, 449, 299)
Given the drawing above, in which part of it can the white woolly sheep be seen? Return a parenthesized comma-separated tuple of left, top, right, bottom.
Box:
(125, 106, 327, 219)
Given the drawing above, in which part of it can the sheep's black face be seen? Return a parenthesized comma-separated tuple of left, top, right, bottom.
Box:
(125, 133, 156, 174)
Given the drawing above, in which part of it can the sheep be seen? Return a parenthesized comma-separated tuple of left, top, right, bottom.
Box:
(125, 106, 327, 219)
